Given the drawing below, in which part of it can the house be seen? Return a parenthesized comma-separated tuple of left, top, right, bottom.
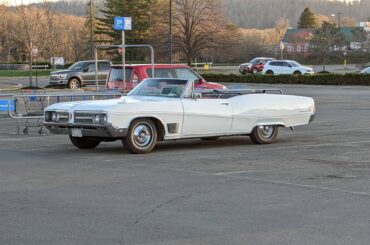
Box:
(282, 29, 314, 54)
(282, 26, 367, 54)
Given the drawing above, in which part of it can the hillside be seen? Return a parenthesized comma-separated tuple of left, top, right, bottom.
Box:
(20, 0, 370, 28)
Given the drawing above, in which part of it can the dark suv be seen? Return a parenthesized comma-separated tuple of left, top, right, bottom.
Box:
(49, 60, 111, 89)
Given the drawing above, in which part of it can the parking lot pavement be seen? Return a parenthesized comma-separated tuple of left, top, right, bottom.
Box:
(1, 84, 370, 244)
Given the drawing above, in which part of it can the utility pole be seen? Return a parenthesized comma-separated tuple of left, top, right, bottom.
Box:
(89, 0, 94, 60)
(337, 12, 342, 29)
(169, 0, 173, 64)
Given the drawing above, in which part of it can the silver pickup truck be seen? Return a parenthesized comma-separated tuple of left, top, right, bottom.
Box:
(49, 60, 111, 89)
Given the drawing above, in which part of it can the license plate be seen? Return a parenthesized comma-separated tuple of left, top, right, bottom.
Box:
(71, 128, 82, 137)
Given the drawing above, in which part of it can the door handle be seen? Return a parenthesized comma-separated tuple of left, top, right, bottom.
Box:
(221, 102, 229, 106)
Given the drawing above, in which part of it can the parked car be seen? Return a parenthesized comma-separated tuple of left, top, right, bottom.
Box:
(44, 78, 315, 154)
(239, 57, 275, 74)
(49, 60, 112, 89)
(360, 67, 370, 74)
(262, 60, 314, 75)
(105, 64, 226, 91)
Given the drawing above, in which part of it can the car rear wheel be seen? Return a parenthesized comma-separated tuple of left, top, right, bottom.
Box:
(122, 119, 157, 154)
(293, 70, 302, 75)
(265, 70, 274, 75)
(68, 78, 81, 89)
(250, 125, 278, 144)
(69, 136, 101, 149)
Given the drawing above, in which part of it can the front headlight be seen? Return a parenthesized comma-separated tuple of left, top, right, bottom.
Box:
(52, 112, 60, 122)
(59, 74, 67, 79)
(93, 113, 108, 125)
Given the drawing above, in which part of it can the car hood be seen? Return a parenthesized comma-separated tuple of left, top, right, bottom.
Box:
(239, 63, 252, 67)
(301, 66, 313, 71)
(45, 96, 178, 112)
(50, 70, 75, 75)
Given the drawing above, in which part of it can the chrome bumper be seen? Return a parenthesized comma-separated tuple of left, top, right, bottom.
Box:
(44, 122, 128, 138)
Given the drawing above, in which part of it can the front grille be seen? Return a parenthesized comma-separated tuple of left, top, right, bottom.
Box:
(74, 112, 95, 124)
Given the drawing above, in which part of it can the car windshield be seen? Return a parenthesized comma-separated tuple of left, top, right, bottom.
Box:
(290, 61, 301, 67)
(250, 58, 261, 65)
(68, 62, 87, 71)
(128, 78, 188, 98)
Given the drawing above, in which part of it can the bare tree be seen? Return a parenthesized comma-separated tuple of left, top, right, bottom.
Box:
(42, 1, 64, 70)
(173, 0, 225, 65)
(10, 6, 43, 86)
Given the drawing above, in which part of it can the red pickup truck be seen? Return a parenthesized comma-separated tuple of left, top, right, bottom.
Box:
(105, 64, 226, 91)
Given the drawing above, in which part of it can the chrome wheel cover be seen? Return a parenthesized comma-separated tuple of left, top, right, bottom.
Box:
(258, 125, 274, 139)
(69, 79, 79, 89)
(132, 123, 152, 149)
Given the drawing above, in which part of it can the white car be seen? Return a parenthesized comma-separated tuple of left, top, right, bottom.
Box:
(360, 67, 370, 74)
(44, 78, 315, 154)
(262, 60, 314, 75)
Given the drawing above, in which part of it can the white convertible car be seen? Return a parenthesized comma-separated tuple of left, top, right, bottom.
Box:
(44, 78, 315, 154)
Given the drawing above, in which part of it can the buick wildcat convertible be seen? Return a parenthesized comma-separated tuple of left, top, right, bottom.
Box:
(44, 78, 315, 154)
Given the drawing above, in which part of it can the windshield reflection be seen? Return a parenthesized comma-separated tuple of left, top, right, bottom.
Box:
(128, 79, 188, 98)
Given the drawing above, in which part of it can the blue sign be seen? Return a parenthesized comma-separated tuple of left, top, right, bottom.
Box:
(114, 16, 132, 31)
(0, 100, 14, 112)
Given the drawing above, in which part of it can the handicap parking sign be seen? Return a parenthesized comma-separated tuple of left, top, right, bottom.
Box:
(114, 16, 132, 31)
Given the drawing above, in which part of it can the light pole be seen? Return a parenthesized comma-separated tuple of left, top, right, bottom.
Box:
(89, 0, 94, 60)
(332, 12, 342, 28)
(169, 0, 173, 64)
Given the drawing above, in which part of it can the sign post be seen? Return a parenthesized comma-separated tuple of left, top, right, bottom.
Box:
(343, 49, 347, 69)
(114, 16, 132, 94)
(32, 47, 39, 88)
(279, 42, 285, 60)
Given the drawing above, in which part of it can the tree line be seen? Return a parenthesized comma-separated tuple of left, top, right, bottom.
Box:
(0, 3, 90, 66)
(1, 0, 368, 67)
(25, 0, 370, 29)
(223, 0, 370, 28)
(0, 0, 269, 65)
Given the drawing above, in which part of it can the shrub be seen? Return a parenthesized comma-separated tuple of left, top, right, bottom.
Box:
(201, 73, 370, 86)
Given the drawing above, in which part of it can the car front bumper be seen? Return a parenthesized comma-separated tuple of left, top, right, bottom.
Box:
(44, 122, 128, 138)
(49, 77, 68, 86)
(309, 113, 315, 123)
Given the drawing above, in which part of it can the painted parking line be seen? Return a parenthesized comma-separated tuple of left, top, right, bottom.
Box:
(283, 126, 370, 135)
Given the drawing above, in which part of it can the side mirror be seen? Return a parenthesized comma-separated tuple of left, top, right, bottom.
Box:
(192, 92, 202, 100)
(83, 67, 89, 72)
(198, 78, 205, 83)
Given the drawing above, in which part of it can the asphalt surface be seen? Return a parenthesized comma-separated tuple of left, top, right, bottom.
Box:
(1, 84, 370, 244)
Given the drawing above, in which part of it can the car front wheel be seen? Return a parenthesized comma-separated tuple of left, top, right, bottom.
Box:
(293, 70, 302, 75)
(68, 78, 81, 89)
(250, 125, 278, 144)
(122, 119, 157, 154)
(69, 135, 101, 149)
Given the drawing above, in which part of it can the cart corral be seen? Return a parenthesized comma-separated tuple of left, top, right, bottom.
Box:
(0, 91, 121, 135)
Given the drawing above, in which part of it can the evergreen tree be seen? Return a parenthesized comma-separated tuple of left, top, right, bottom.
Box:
(297, 7, 317, 29)
(95, 0, 154, 61)
(310, 21, 345, 71)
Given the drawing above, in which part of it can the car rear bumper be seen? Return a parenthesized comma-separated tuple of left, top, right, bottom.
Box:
(44, 122, 128, 138)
